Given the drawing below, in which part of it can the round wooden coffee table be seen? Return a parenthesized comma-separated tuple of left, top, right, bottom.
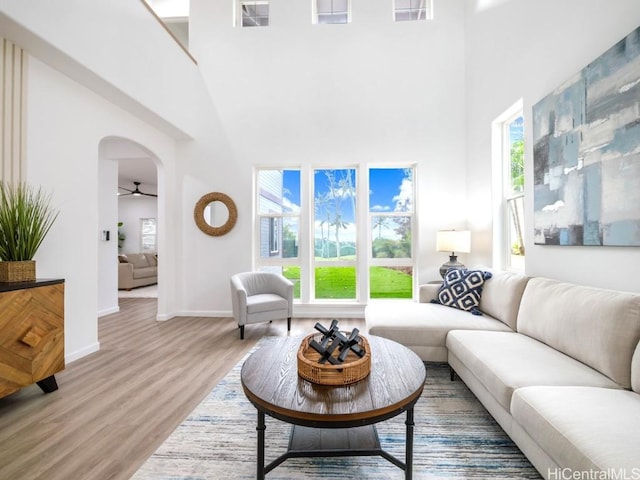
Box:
(241, 334, 426, 479)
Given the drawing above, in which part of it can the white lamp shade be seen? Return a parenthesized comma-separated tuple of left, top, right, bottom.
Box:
(436, 230, 471, 253)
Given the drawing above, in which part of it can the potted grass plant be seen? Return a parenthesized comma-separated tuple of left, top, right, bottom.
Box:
(0, 181, 59, 282)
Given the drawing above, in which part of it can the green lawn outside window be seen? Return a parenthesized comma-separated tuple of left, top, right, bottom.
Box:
(282, 266, 412, 299)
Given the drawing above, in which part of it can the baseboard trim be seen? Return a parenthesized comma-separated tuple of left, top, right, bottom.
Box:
(156, 311, 178, 321)
(66, 342, 100, 364)
(175, 305, 366, 319)
(176, 310, 228, 318)
(98, 306, 119, 317)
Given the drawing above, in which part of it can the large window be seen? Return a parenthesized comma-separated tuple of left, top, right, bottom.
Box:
(256, 169, 301, 297)
(507, 116, 525, 267)
(369, 168, 414, 298)
(314, 168, 357, 299)
(255, 165, 416, 304)
(493, 101, 525, 271)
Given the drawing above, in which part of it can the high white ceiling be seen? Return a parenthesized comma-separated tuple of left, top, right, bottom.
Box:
(145, 0, 189, 18)
(118, 159, 157, 193)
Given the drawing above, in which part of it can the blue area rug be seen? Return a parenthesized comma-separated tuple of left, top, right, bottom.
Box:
(133, 337, 541, 479)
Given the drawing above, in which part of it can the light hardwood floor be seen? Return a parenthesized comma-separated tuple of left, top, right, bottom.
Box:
(0, 298, 364, 480)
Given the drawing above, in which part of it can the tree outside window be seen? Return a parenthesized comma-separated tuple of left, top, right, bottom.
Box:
(508, 116, 525, 261)
(313, 169, 357, 299)
(369, 168, 414, 299)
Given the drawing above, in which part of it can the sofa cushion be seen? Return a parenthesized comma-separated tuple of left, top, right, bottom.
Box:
(126, 253, 150, 269)
(365, 301, 512, 361)
(446, 330, 622, 411)
(146, 253, 158, 267)
(511, 386, 640, 472)
(247, 293, 288, 314)
(132, 266, 157, 279)
(118, 254, 128, 263)
(479, 270, 529, 331)
(517, 277, 640, 389)
(433, 269, 492, 316)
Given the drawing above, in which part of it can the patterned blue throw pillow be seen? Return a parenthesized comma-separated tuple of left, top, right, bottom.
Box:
(431, 269, 493, 315)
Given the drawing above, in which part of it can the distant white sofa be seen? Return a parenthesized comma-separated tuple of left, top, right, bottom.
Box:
(118, 253, 157, 290)
(365, 270, 640, 479)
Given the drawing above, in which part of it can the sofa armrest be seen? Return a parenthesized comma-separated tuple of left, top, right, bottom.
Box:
(118, 262, 134, 290)
(419, 283, 441, 303)
(230, 275, 248, 325)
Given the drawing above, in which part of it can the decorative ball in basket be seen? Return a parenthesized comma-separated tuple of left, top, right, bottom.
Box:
(297, 319, 371, 386)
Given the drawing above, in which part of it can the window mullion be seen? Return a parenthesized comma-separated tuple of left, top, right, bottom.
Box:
(357, 164, 368, 302)
(301, 165, 313, 303)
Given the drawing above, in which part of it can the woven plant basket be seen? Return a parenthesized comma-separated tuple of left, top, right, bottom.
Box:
(297, 333, 371, 386)
(0, 260, 36, 282)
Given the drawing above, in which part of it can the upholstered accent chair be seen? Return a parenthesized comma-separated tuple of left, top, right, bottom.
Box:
(230, 272, 294, 340)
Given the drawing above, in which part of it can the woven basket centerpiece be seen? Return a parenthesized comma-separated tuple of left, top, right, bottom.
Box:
(297, 320, 371, 386)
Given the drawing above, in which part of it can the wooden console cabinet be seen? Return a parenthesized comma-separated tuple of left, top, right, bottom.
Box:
(0, 279, 65, 398)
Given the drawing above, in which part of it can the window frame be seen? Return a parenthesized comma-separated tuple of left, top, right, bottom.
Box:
(393, 0, 433, 22)
(254, 164, 417, 305)
(255, 168, 302, 297)
(311, 167, 359, 302)
(235, 0, 270, 28)
(368, 166, 416, 300)
(139, 217, 157, 253)
(312, 0, 351, 25)
(492, 100, 525, 272)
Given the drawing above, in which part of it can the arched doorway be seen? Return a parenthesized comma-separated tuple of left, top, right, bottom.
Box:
(98, 136, 162, 317)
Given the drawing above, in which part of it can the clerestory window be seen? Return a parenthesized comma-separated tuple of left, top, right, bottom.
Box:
(236, 0, 269, 27)
(313, 0, 350, 25)
(394, 0, 433, 22)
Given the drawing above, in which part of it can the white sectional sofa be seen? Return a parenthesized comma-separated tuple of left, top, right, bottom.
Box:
(365, 270, 640, 479)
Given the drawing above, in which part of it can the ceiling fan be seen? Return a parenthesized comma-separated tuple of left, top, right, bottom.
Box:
(118, 181, 157, 198)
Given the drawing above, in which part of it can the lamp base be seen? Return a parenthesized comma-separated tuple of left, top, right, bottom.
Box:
(439, 255, 466, 278)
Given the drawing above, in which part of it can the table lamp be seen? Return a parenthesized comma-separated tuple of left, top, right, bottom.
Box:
(436, 230, 471, 278)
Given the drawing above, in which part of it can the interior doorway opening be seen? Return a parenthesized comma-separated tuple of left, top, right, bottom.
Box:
(98, 136, 162, 317)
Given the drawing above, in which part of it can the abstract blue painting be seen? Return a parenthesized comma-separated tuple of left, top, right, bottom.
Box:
(533, 26, 640, 246)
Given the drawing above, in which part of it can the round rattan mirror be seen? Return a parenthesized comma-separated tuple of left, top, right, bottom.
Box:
(194, 192, 238, 236)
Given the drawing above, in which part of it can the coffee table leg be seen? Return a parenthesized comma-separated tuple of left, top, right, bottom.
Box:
(405, 407, 414, 480)
(257, 410, 266, 480)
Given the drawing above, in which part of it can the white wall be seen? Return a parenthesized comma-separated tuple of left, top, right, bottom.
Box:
(0, 0, 202, 138)
(185, 0, 469, 314)
(464, 0, 640, 292)
(26, 56, 178, 361)
(98, 153, 119, 317)
(0, 0, 218, 360)
(6, 0, 640, 364)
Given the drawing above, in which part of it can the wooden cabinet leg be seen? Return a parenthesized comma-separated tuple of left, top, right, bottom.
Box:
(36, 375, 59, 393)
